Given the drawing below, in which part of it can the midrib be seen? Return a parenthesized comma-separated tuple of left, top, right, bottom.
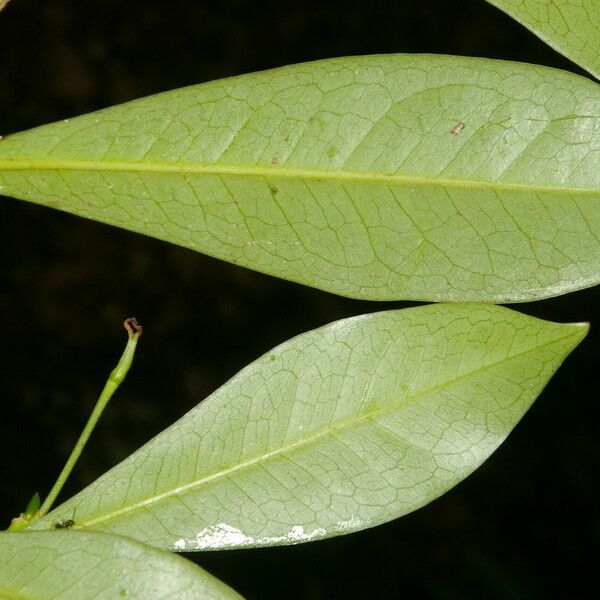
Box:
(55, 327, 581, 530)
(0, 158, 596, 195)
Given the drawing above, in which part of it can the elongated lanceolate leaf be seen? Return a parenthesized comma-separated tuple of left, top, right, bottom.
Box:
(1, 55, 599, 302)
(30, 304, 587, 550)
(487, 0, 600, 80)
(0, 531, 242, 599)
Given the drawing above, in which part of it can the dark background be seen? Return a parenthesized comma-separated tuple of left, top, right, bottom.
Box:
(0, 1, 598, 598)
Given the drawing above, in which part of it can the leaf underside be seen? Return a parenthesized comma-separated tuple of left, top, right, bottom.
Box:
(487, 0, 600, 80)
(0, 531, 242, 599)
(31, 304, 586, 551)
(0, 55, 599, 302)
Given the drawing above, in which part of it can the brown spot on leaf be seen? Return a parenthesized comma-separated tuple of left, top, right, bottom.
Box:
(450, 122, 464, 136)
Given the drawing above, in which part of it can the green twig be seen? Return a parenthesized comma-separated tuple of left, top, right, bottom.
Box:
(10, 318, 143, 528)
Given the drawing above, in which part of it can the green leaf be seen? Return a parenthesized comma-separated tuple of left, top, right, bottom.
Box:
(30, 304, 586, 550)
(486, 0, 600, 80)
(0, 531, 243, 599)
(1, 55, 599, 302)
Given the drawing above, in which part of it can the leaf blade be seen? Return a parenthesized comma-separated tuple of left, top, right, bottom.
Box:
(30, 304, 587, 550)
(0, 531, 242, 599)
(1, 55, 599, 302)
(487, 0, 600, 80)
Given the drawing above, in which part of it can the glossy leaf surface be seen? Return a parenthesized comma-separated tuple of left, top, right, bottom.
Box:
(0, 531, 242, 599)
(487, 0, 600, 79)
(31, 304, 586, 550)
(1, 55, 599, 302)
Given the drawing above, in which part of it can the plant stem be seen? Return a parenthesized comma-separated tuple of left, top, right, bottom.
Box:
(36, 318, 143, 519)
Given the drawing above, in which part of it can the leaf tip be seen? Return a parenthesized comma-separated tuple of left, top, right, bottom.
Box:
(562, 320, 590, 348)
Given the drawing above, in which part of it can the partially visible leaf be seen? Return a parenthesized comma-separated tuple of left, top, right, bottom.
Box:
(31, 304, 586, 550)
(0, 531, 242, 599)
(0, 1, 10, 13)
(487, 0, 600, 80)
(1, 55, 599, 302)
